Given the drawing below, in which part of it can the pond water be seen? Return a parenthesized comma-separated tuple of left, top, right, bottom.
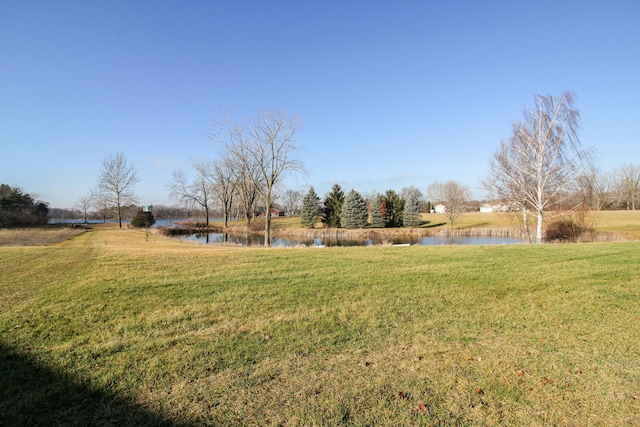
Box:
(180, 231, 527, 247)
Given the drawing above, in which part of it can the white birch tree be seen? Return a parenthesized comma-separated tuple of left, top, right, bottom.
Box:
(483, 92, 592, 243)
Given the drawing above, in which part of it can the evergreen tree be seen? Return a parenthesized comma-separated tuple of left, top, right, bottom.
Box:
(369, 196, 387, 228)
(383, 190, 404, 228)
(322, 184, 345, 228)
(403, 191, 422, 227)
(131, 208, 156, 228)
(300, 187, 322, 228)
(0, 184, 49, 227)
(340, 189, 368, 229)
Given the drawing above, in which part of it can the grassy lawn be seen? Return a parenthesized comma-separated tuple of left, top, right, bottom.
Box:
(1, 224, 639, 426)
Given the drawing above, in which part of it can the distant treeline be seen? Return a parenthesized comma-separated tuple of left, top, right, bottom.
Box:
(0, 184, 49, 228)
(48, 204, 208, 221)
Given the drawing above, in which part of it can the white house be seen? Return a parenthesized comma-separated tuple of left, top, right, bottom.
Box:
(434, 204, 446, 214)
(479, 204, 494, 213)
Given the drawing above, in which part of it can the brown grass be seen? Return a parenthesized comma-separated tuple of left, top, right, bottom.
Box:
(0, 226, 87, 246)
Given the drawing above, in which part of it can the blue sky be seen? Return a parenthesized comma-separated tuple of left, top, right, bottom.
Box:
(1, 0, 639, 208)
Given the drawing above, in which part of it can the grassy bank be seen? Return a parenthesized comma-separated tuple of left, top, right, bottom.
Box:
(268, 210, 640, 241)
(1, 225, 639, 426)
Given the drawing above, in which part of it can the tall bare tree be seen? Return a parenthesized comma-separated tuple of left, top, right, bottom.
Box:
(614, 164, 640, 210)
(76, 193, 94, 224)
(249, 109, 304, 245)
(168, 162, 214, 226)
(214, 108, 305, 246)
(228, 140, 261, 225)
(94, 153, 139, 228)
(483, 92, 592, 243)
(427, 180, 470, 227)
(210, 159, 236, 227)
(282, 189, 302, 216)
(578, 165, 612, 211)
(211, 116, 261, 225)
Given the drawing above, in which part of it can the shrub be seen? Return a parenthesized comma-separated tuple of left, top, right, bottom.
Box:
(545, 211, 594, 242)
(131, 208, 156, 228)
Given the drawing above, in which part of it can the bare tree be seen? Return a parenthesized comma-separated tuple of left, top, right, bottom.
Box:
(211, 116, 261, 226)
(94, 153, 139, 228)
(614, 164, 640, 210)
(215, 108, 305, 246)
(427, 180, 471, 227)
(282, 189, 302, 216)
(168, 163, 214, 226)
(578, 165, 613, 211)
(250, 109, 304, 245)
(76, 193, 94, 224)
(210, 159, 236, 227)
(483, 92, 593, 243)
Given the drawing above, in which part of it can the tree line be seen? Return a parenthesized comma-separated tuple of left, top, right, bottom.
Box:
(0, 184, 49, 227)
(300, 184, 426, 230)
(4, 96, 639, 243)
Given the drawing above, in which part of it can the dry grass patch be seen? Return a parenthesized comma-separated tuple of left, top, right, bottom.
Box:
(590, 210, 640, 240)
(0, 226, 87, 246)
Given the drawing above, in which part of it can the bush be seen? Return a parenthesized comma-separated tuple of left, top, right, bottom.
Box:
(545, 211, 594, 242)
(131, 208, 156, 228)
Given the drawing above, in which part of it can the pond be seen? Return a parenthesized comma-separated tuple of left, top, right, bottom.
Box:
(179, 231, 527, 247)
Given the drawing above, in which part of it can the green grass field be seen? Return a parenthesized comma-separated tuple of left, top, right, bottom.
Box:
(1, 223, 639, 426)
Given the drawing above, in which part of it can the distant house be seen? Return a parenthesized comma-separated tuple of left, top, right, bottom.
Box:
(259, 207, 285, 217)
(434, 204, 446, 214)
(479, 204, 494, 213)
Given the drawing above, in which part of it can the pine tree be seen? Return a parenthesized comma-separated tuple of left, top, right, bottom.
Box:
(300, 187, 322, 228)
(403, 191, 422, 227)
(131, 208, 156, 228)
(369, 196, 387, 228)
(383, 190, 404, 228)
(340, 189, 368, 229)
(322, 184, 345, 228)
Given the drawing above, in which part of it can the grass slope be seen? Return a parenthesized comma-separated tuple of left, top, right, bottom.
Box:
(1, 226, 639, 426)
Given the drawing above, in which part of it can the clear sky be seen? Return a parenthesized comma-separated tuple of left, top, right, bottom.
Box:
(1, 0, 639, 208)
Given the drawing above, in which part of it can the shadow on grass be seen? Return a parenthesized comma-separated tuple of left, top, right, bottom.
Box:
(0, 344, 189, 427)
(420, 221, 447, 228)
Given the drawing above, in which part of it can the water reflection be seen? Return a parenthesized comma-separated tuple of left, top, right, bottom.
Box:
(181, 232, 526, 247)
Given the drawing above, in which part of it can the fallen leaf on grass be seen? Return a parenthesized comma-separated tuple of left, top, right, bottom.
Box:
(396, 391, 410, 400)
(539, 377, 553, 386)
(411, 403, 428, 414)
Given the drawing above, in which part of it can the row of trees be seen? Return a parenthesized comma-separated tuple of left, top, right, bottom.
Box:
(300, 184, 426, 229)
(168, 108, 304, 246)
(75, 94, 637, 244)
(578, 164, 640, 211)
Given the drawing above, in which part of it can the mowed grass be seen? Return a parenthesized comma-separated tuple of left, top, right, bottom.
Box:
(1, 225, 639, 426)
